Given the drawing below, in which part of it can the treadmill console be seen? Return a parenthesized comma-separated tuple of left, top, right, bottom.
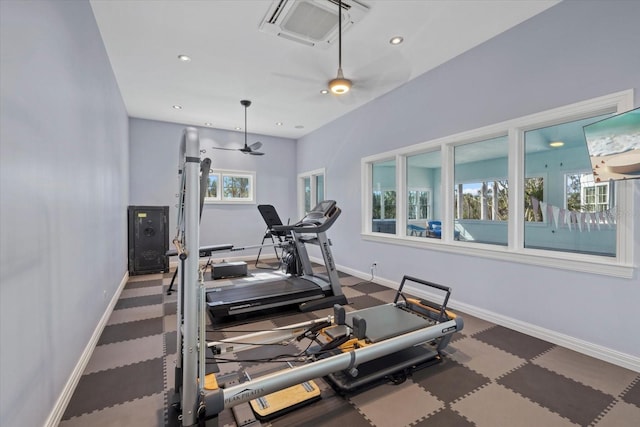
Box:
(272, 200, 340, 234)
(300, 200, 336, 223)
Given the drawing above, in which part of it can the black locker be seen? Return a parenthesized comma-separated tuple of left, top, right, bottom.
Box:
(128, 205, 169, 275)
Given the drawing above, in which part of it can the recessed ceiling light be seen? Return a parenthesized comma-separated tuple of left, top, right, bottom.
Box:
(204, 122, 212, 126)
(549, 141, 565, 148)
(389, 36, 404, 45)
(172, 105, 182, 110)
(235, 127, 242, 131)
(320, 89, 329, 94)
(276, 122, 283, 126)
(177, 54, 191, 62)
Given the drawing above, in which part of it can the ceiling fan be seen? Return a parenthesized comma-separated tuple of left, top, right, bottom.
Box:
(211, 99, 265, 156)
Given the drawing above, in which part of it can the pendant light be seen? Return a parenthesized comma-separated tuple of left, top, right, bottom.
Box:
(328, 0, 351, 95)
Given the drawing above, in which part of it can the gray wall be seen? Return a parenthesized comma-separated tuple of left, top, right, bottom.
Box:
(0, 1, 129, 426)
(129, 118, 298, 252)
(297, 1, 640, 357)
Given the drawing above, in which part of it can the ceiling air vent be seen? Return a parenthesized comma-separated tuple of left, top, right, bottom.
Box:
(259, 0, 369, 48)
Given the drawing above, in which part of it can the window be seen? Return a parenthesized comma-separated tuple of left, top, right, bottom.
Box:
(205, 170, 255, 204)
(407, 189, 430, 220)
(298, 168, 325, 216)
(523, 114, 615, 256)
(453, 135, 509, 245)
(524, 177, 544, 222)
(361, 89, 634, 277)
(372, 159, 396, 234)
(406, 150, 440, 237)
(206, 175, 219, 199)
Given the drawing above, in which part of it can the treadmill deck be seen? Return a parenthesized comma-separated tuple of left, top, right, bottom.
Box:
(206, 277, 324, 315)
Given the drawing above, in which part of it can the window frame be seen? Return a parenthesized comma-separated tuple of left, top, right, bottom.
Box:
(361, 89, 635, 278)
(204, 169, 256, 204)
(407, 187, 432, 221)
(298, 167, 326, 217)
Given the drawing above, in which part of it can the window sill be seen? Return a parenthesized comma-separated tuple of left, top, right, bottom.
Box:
(361, 232, 634, 279)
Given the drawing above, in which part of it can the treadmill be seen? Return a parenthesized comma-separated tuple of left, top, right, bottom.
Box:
(206, 200, 348, 318)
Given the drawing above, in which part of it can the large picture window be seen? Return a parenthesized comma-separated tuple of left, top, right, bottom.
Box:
(205, 169, 255, 204)
(406, 150, 440, 238)
(523, 113, 615, 256)
(453, 135, 509, 245)
(361, 89, 635, 277)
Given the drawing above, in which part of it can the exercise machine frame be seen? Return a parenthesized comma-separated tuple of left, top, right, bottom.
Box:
(205, 199, 347, 318)
(171, 127, 463, 426)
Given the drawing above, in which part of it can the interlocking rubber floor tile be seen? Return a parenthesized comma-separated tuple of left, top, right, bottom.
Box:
(349, 381, 444, 426)
(592, 401, 640, 427)
(348, 294, 388, 310)
(412, 358, 491, 404)
(473, 324, 555, 359)
(369, 288, 398, 303)
(85, 334, 164, 375)
(124, 278, 163, 289)
(114, 294, 163, 310)
(63, 357, 164, 419)
(446, 336, 525, 379)
(59, 392, 165, 427)
(414, 407, 476, 427)
(98, 317, 164, 345)
(106, 303, 164, 326)
(350, 281, 391, 294)
(621, 378, 640, 406)
(341, 285, 366, 300)
(533, 346, 638, 396)
(120, 285, 163, 299)
(270, 311, 315, 327)
(498, 363, 614, 426)
(452, 382, 578, 427)
(453, 313, 496, 337)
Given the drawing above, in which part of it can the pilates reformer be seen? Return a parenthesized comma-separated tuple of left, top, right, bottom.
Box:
(169, 127, 463, 426)
(204, 275, 462, 423)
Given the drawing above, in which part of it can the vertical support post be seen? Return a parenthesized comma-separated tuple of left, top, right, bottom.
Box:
(181, 127, 201, 426)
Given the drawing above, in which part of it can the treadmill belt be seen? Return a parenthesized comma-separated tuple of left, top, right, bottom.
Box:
(345, 304, 432, 343)
(206, 278, 321, 306)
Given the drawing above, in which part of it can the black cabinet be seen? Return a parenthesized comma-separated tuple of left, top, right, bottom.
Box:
(127, 206, 169, 275)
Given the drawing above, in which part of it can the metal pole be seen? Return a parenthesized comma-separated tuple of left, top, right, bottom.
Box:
(220, 317, 462, 408)
(181, 127, 201, 426)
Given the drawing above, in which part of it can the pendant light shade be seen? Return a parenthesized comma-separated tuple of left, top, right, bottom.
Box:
(328, 0, 351, 95)
(329, 68, 351, 94)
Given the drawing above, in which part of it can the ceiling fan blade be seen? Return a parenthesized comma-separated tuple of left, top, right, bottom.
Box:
(211, 146, 238, 151)
(249, 151, 265, 156)
(249, 141, 262, 151)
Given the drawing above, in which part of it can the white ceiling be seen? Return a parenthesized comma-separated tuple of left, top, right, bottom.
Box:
(90, 0, 559, 140)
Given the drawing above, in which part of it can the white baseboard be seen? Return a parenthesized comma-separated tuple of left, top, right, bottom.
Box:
(441, 299, 640, 373)
(44, 271, 129, 427)
(325, 258, 640, 373)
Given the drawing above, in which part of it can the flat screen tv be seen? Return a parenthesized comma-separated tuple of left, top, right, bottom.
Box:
(583, 107, 640, 182)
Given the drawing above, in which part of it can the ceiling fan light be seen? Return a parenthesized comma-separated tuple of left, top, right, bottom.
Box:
(329, 69, 351, 94)
(329, 77, 352, 94)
